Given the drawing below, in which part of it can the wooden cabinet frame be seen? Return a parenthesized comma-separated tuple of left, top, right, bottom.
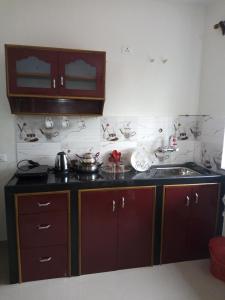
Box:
(5, 44, 106, 115)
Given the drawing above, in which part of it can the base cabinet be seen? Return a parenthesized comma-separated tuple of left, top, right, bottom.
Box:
(5, 178, 222, 283)
(79, 187, 156, 274)
(15, 191, 71, 282)
(161, 184, 219, 264)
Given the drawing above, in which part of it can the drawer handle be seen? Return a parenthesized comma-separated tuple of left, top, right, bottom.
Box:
(39, 256, 52, 263)
(195, 193, 199, 204)
(112, 200, 116, 212)
(186, 196, 190, 207)
(52, 78, 56, 89)
(38, 224, 51, 230)
(60, 76, 64, 87)
(122, 197, 125, 208)
(38, 202, 51, 207)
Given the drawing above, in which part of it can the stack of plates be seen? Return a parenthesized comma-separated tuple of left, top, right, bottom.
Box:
(130, 149, 151, 172)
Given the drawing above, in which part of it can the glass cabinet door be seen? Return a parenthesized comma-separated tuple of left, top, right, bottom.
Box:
(16, 56, 51, 89)
(65, 59, 96, 91)
(6, 47, 58, 96)
(59, 51, 105, 99)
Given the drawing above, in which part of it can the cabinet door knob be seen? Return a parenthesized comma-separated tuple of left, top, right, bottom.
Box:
(112, 200, 116, 212)
(39, 256, 52, 263)
(195, 193, 199, 204)
(38, 202, 51, 207)
(52, 78, 56, 89)
(186, 196, 190, 207)
(38, 224, 51, 230)
(122, 197, 125, 208)
(60, 76, 64, 87)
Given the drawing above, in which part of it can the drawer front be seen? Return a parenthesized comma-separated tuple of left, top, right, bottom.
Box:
(16, 191, 69, 214)
(18, 212, 68, 248)
(20, 245, 68, 282)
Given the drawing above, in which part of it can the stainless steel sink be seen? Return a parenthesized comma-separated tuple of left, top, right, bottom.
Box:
(152, 167, 201, 177)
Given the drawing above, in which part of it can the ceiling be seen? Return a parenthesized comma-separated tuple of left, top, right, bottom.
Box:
(183, 0, 214, 3)
(162, 0, 215, 4)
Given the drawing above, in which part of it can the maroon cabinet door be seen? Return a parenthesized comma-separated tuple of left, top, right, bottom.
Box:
(161, 184, 220, 264)
(188, 184, 219, 260)
(6, 46, 58, 96)
(79, 190, 117, 274)
(161, 186, 192, 264)
(20, 245, 69, 282)
(17, 191, 68, 214)
(59, 51, 105, 99)
(79, 187, 156, 275)
(18, 211, 68, 248)
(117, 188, 155, 269)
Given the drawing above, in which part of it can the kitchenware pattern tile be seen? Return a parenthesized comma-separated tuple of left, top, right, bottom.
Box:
(101, 117, 137, 142)
(15, 115, 210, 167)
(193, 115, 225, 171)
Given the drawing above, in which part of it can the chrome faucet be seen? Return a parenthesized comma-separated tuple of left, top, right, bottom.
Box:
(155, 146, 179, 153)
(155, 135, 179, 157)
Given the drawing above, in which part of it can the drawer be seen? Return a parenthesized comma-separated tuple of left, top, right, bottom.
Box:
(18, 211, 68, 248)
(20, 245, 69, 282)
(16, 191, 69, 215)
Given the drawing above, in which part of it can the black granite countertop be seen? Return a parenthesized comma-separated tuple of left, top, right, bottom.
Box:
(5, 162, 223, 192)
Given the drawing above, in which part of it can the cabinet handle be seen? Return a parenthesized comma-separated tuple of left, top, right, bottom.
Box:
(39, 256, 52, 263)
(38, 202, 51, 207)
(60, 76, 64, 87)
(195, 193, 199, 204)
(186, 196, 190, 207)
(112, 200, 116, 212)
(52, 78, 56, 88)
(122, 197, 125, 208)
(38, 224, 51, 230)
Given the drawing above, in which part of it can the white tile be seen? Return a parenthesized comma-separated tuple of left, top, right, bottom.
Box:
(1, 260, 225, 300)
(17, 142, 61, 166)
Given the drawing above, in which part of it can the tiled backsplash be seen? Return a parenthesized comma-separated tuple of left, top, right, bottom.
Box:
(15, 115, 224, 170)
(194, 116, 225, 171)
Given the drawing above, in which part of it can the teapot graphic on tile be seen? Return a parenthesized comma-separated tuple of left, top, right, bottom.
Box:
(190, 126, 201, 139)
(120, 127, 136, 139)
(174, 123, 188, 140)
(39, 128, 59, 140)
(102, 123, 119, 141)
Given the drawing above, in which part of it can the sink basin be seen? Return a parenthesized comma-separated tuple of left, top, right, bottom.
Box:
(152, 167, 201, 177)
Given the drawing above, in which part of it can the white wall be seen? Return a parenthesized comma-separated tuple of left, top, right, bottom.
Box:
(1, 0, 205, 116)
(0, 0, 206, 240)
(198, 0, 225, 235)
(0, 47, 16, 241)
(199, 0, 225, 115)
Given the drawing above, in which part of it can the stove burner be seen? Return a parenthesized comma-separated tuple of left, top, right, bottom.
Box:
(74, 172, 103, 181)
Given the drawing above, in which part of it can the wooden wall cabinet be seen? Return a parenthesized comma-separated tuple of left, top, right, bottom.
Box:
(15, 191, 71, 282)
(161, 184, 219, 264)
(79, 187, 156, 275)
(5, 44, 106, 115)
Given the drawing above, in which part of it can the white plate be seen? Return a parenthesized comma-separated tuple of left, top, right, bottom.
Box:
(130, 149, 151, 172)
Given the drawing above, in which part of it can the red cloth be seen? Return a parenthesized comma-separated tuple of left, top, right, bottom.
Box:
(209, 237, 225, 264)
(209, 237, 225, 282)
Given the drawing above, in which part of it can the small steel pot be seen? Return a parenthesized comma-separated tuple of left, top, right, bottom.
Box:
(74, 162, 102, 173)
(76, 152, 100, 164)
